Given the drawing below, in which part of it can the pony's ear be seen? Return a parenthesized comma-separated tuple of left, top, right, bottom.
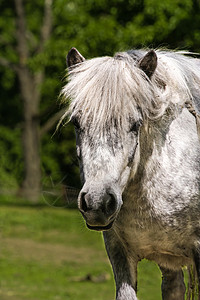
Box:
(138, 50, 157, 78)
(67, 47, 85, 67)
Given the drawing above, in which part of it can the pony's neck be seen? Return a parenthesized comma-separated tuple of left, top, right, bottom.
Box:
(131, 108, 177, 186)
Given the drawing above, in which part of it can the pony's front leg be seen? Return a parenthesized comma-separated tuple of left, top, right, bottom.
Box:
(160, 267, 186, 300)
(103, 231, 138, 300)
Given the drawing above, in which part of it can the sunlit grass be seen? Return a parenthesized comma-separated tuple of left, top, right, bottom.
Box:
(0, 198, 162, 299)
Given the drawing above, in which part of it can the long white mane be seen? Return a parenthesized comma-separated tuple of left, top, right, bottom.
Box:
(61, 50, 200, 133)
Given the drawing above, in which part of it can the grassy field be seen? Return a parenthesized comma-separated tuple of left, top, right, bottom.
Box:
(0, 197, 163, 300)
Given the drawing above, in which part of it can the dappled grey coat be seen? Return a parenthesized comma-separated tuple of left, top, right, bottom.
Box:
(62, 48, 200, 300)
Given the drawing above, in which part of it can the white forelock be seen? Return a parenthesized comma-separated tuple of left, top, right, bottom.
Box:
(61, 50, 200, 134)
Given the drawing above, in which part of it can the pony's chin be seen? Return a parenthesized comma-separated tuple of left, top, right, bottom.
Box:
(86, 220, 114, 231)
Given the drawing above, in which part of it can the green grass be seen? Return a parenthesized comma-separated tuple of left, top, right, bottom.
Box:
(0, 197, 163, 299)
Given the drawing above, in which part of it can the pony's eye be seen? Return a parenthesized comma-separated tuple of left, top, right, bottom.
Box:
(130, 120, 143, 132)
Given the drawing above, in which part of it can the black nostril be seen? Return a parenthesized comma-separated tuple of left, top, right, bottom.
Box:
(80, 193, 88, 212)
(106, 194, 117, 216)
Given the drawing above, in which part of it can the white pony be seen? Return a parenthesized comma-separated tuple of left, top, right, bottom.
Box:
(62, 48, 200, 300)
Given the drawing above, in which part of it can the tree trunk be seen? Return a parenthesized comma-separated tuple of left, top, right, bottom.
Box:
(18, 67, 41, 202)
(13, 0, 53, 202)
(21, 110, 41, 202)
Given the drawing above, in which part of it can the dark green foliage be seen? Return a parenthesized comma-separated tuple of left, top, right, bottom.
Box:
(0, 126, 23, 188)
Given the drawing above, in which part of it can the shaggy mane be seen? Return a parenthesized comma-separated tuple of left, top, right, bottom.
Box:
(61, 50, 200, 133)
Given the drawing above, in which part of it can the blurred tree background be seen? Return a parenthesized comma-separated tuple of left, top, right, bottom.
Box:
(0, 0, 200, 203)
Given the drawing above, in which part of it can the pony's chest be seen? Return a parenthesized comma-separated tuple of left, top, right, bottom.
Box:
(114, 210, 194, 268)
(129, 228, 192, 268)
(124, 226, 182, 254)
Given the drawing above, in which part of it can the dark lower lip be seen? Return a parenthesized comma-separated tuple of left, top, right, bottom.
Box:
(86, 221, 114, 231)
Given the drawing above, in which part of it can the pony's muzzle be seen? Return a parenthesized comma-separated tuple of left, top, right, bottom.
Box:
(78, 190, 120, 231)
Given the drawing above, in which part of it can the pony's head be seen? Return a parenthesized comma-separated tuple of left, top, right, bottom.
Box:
(62, 48, 161, 231)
